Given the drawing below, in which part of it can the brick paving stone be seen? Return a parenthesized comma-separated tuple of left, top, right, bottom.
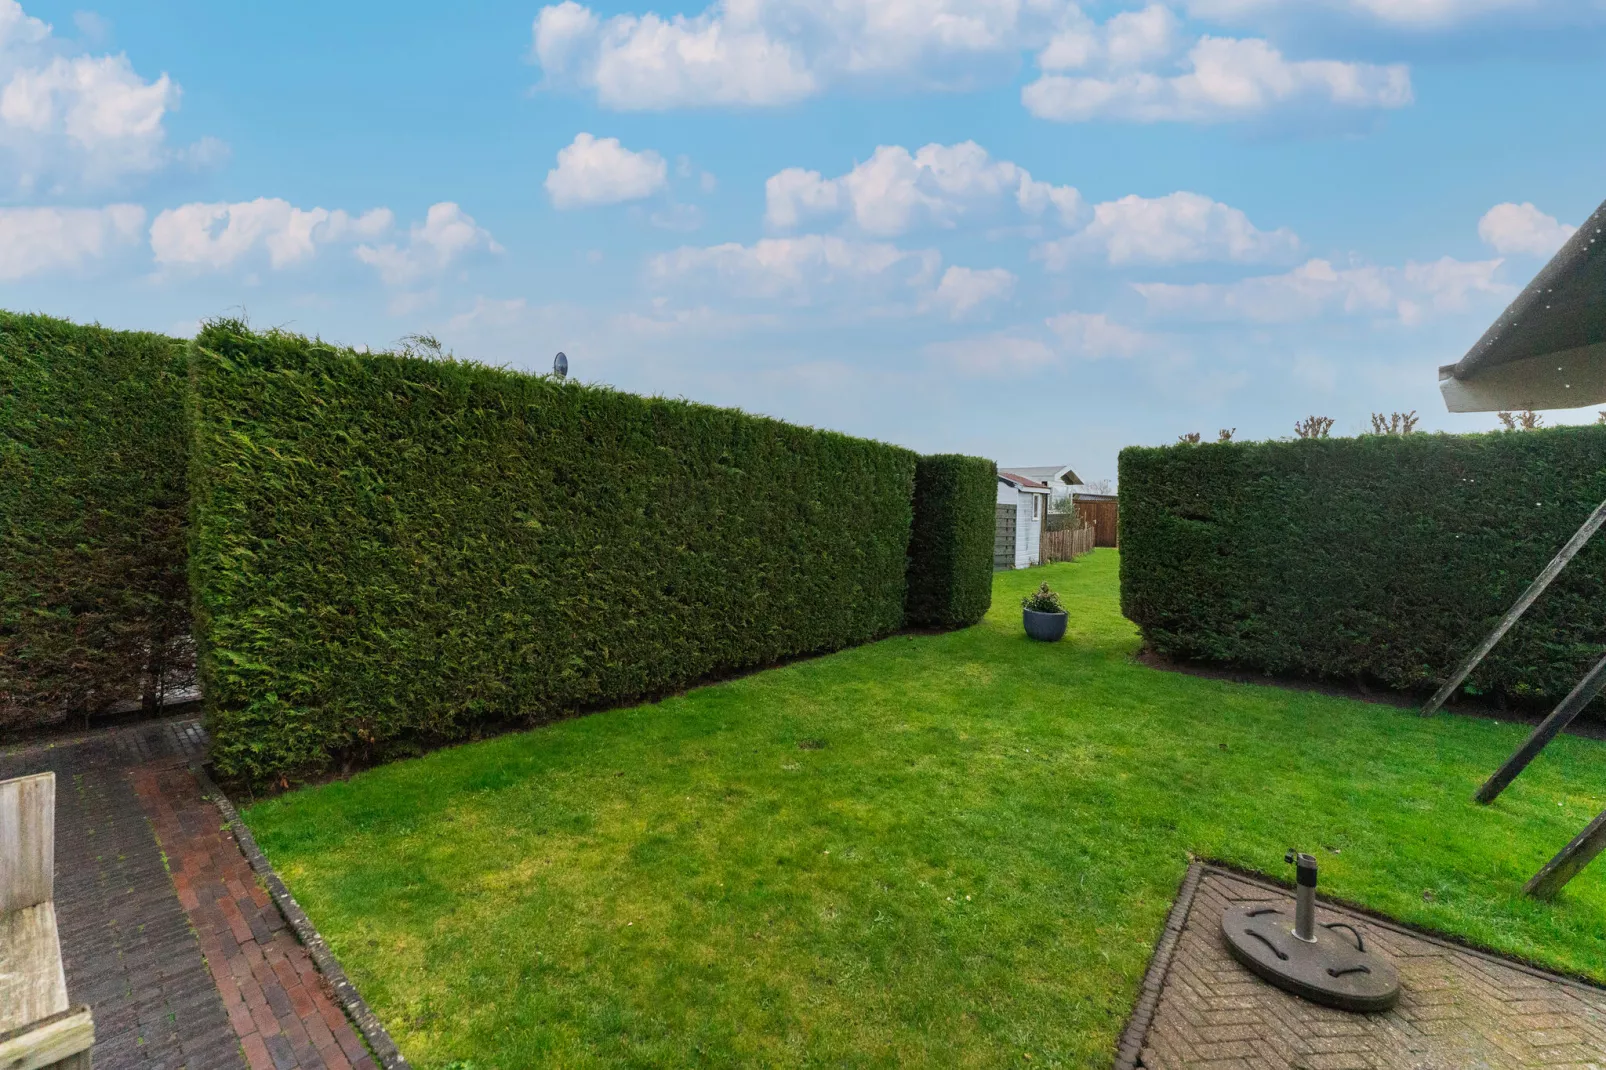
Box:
(2, 717, 243, 1069)
(1, 717, 380, 1070)
(1123, 868, 1606, 1069)
(132, 752, 380, 1070)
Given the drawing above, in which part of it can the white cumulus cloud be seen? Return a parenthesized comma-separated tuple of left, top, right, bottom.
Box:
(926, 309, 1158, 375)
(925, 333, 1060, 374)
(932, 265, 1016, 318)
(1184, 0, 1592, 29)
(651, 231, 1025, 326)
(1038, 4, 1183, 71)
(532, 0, 1065, 110)
(649, 234, 940, 305)
(0, 203, 142, 280)
(532, 0, 1422, 125)
(1478, 202, 1576, 257)
(0, 0, 216, 191)
(355, 202, 502, 286)
(1134, 255, 1508, 325)
(533, 0, 815, 108)
(766, 141, 1081, 236)
(1046, 311, 1153, 357)
(546, 132, 668, 208)
(1023, 7, 1412, 123)
(150, 198, 393, 270)
(0, 0, 50, 46)
(1038, 190, 1298, 267)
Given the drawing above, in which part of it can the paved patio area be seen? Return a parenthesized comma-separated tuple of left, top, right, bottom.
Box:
(0, 717, 377, 1070)
(1120, 864, 1606, 1069)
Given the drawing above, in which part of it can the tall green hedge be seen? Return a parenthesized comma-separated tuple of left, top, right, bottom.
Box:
(905, 454, 997, 628)
(190, 322, 921, 779)
(1, 311, 192, 731)
(1120, 429, 1606, 709)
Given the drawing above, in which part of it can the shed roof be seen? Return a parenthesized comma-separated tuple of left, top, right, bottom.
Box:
(1440, 197, 1606, 412)
(1002, 464, 1083, 487)
(998, 471, 1051, 492)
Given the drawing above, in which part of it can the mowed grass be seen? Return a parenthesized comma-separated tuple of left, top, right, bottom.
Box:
(244, 552, 1606, 1068)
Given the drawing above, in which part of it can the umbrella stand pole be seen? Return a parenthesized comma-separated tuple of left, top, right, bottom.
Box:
(1525, 809, 1606, 900)
(1422, 499, 1606, 717)
(1475, 649, 1606, 804)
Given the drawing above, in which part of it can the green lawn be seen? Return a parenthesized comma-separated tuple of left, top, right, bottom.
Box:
(244, 551, 1606, 1068)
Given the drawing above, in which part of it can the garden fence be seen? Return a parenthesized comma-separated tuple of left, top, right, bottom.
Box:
(1041, 525, 1096, 564)
(1076, 498, 1120, 547)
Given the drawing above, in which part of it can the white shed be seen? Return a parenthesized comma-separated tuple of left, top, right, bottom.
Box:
(995, 471, 1051, 570)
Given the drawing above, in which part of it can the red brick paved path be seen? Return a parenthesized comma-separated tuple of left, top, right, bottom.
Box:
(1, 718, 377, 1070)
(132, 762, 376, 1070)
(1124, 866, 1606, 1069)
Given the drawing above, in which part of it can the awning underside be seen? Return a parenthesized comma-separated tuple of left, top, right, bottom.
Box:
(1441, 198, 1606, 412)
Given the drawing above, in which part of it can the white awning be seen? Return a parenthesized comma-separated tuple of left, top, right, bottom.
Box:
(1440, 197, 1606, 412)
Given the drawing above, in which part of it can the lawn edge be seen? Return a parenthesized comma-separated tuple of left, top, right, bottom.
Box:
(1114, 861, 1204, 1070)
(189, 760, 412, 1070)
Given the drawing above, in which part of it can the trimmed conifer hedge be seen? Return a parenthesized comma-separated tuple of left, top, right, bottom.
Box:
(189, 321, 926, 779)
(1120, 428, 1606, 709)
(1, 311, 192, 731)
(905, 454, 997, 628)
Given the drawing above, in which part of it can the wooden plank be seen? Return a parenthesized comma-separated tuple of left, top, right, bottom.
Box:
(1474, 648, 1606, 803)
(0, 903, 69, 1033)
(0, 1005, 94, 1070)
(1422, 498, 1606, 717)
(0, 773, 53, 915)
(1041, 525, 1096, 564)
(994, 504, 1016, 570)
(1524, 808, 1606, 900)
(1075, 500, 1120, 548)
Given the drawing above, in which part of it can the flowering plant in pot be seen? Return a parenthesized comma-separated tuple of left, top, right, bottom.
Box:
(1021, 582, 1068, 642)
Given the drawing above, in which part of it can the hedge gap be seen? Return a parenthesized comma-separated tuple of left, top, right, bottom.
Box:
(189, 322, 926, 779)
(1, 311, 192, 732)
(1120, 428, 1606, 710)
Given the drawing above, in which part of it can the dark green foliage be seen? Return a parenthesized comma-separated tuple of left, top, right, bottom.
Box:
(905, 454, 996, 628)
(1021, 583, 1064, 614)
(0, 311, 191, 731)
(189, 321, 919, 780)
(1120, 429, 1606, 709)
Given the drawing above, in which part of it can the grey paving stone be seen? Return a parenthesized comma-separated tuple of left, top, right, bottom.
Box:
(1120, 867, 1606, 1069)
(2, 719, 242, 1069)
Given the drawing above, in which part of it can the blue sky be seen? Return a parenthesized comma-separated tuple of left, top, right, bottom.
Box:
(3, 0, 1604, 484)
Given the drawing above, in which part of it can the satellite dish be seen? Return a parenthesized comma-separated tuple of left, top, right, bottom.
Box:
(553, 351, 568, 380)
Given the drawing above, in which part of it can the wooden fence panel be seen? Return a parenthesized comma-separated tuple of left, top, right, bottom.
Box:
(1075, 500, 1120, 548)
(994, 505, 1016, 570)
(1041, 525, 1096, 564)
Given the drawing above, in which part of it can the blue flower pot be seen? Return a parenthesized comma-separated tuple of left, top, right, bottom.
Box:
(1023, 608, 1068, 642)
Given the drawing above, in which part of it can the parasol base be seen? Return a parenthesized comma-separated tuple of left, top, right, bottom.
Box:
(1222, 902, 1401, 1013)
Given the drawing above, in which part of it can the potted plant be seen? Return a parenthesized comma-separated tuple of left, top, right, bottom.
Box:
(1021, 582, 1068, 642)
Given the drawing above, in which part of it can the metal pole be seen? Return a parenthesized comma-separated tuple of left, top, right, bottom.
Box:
(1286, 851, 1318, 941)
(1524, 808, 1606, 900)
(1421, 499, 1606, 717)
(1474, 648, 1606, 804)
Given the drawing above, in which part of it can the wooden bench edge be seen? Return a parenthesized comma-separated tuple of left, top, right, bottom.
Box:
(0, 1005, 94, 1070)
